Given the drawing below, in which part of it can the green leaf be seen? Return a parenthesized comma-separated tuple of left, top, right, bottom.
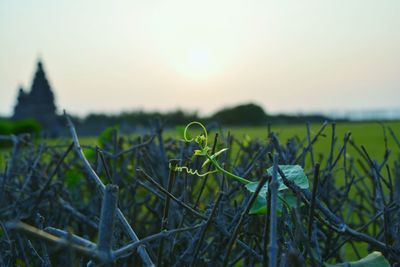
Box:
(266, 165, 309, 190)
(245, 182, 269, 200)
(246, 165, 308, 214)
(194, 147, 210, 157)
(248, 191, 298, 214)
(325, 251, 390, 267)
(249, 195, 267, 214)
(194, 150, 204, 156)
(245, 165, 308, 194)
(282, 191, 298, 208)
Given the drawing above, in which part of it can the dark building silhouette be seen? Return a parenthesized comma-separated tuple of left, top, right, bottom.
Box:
(13, 60, 61, 135)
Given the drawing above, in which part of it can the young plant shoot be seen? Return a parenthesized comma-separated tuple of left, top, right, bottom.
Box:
(170, 121, 310, 214)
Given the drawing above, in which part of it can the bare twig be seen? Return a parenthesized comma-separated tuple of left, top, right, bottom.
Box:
(308, 163, 320, 240)
(190, 192, 224, 266)
(222, 175, 268, 267)
(44, 227, 96, 248)
(268, 154, 279, 267)
(96, 184, 119, 262)
(157, 160, 177, 266)
(112, 223, 205, 259)
(6, 221, 102, 260)
(138, 168, 207, 220)
(64, 111, 155, 267)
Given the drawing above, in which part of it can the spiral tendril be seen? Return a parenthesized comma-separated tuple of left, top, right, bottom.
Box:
(183, 121, 208, 148)
(170, 163, 217, 177)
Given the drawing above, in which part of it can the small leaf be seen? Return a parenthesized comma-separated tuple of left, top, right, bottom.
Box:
(325, 251, 390, 267)
(194, 147, 210, 156)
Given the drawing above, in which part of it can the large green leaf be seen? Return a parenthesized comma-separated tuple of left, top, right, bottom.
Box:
(325, 251, 390, 267)
(245, 165, 309, 194)
(248, 191, 298, 214)
(266, 165, 309, 190)
(245, 165, 308, 214)
(249, 195, 268, 214)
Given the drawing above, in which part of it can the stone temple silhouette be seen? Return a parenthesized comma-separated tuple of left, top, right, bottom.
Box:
(13, 60, 61, 135)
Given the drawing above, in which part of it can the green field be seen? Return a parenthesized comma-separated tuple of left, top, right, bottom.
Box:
(3, 121, 400, 159)
(74, 120, 400, 164)
(163, 121, 400, 168)
(2, 120, 399, 171)
(221, 121, 400, 162)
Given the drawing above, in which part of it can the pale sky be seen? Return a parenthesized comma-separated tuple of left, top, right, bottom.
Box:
(1, 0, 399, 117)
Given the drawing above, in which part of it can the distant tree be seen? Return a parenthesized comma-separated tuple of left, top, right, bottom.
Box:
(12, 119, 41, 136)
(211, 103, 268, 125)
(0, 118, 41, 136)
(0, 119, 41, 146)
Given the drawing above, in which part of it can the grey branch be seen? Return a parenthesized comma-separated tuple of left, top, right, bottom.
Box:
(64, 111, 155, 267)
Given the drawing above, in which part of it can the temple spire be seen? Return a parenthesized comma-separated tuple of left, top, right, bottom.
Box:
(37, 59, 43, 70)
(12, 59, 60, 135)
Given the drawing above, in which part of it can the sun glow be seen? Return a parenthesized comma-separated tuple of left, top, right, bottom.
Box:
(147, 1, 240, 81)
(158, 44, 222, 80)
(182, 47, 215, 79)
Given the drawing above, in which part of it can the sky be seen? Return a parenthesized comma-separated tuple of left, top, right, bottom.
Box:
(1, 0, 399, 117)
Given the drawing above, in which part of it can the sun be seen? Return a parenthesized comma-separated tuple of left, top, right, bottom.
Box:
(170, 47, 218, 80)
(187, 48, 211, 76)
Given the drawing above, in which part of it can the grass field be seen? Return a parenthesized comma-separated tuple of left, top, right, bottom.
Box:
(2, 121, 399, 165)
(2, 120, 399, 172)
(222, 120, 400, 162)
(61, 120, 400, 165)
(163, 121, 400, 167)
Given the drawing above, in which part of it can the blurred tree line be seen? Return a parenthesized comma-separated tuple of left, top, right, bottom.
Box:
(0, 103, 332, 138)
(71, 103, 331, 133)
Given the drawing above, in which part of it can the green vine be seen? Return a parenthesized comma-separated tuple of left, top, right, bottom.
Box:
(171, 121, 250, 184)
(171, 121, 310, 215)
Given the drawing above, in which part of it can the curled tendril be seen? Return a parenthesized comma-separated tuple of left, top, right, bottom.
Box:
(174, 121, 249, 184)
(183, 121, 208, 148)
(170, 163, 218, 177)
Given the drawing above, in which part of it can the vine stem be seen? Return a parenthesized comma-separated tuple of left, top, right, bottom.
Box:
(207, 156, 250, 185)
